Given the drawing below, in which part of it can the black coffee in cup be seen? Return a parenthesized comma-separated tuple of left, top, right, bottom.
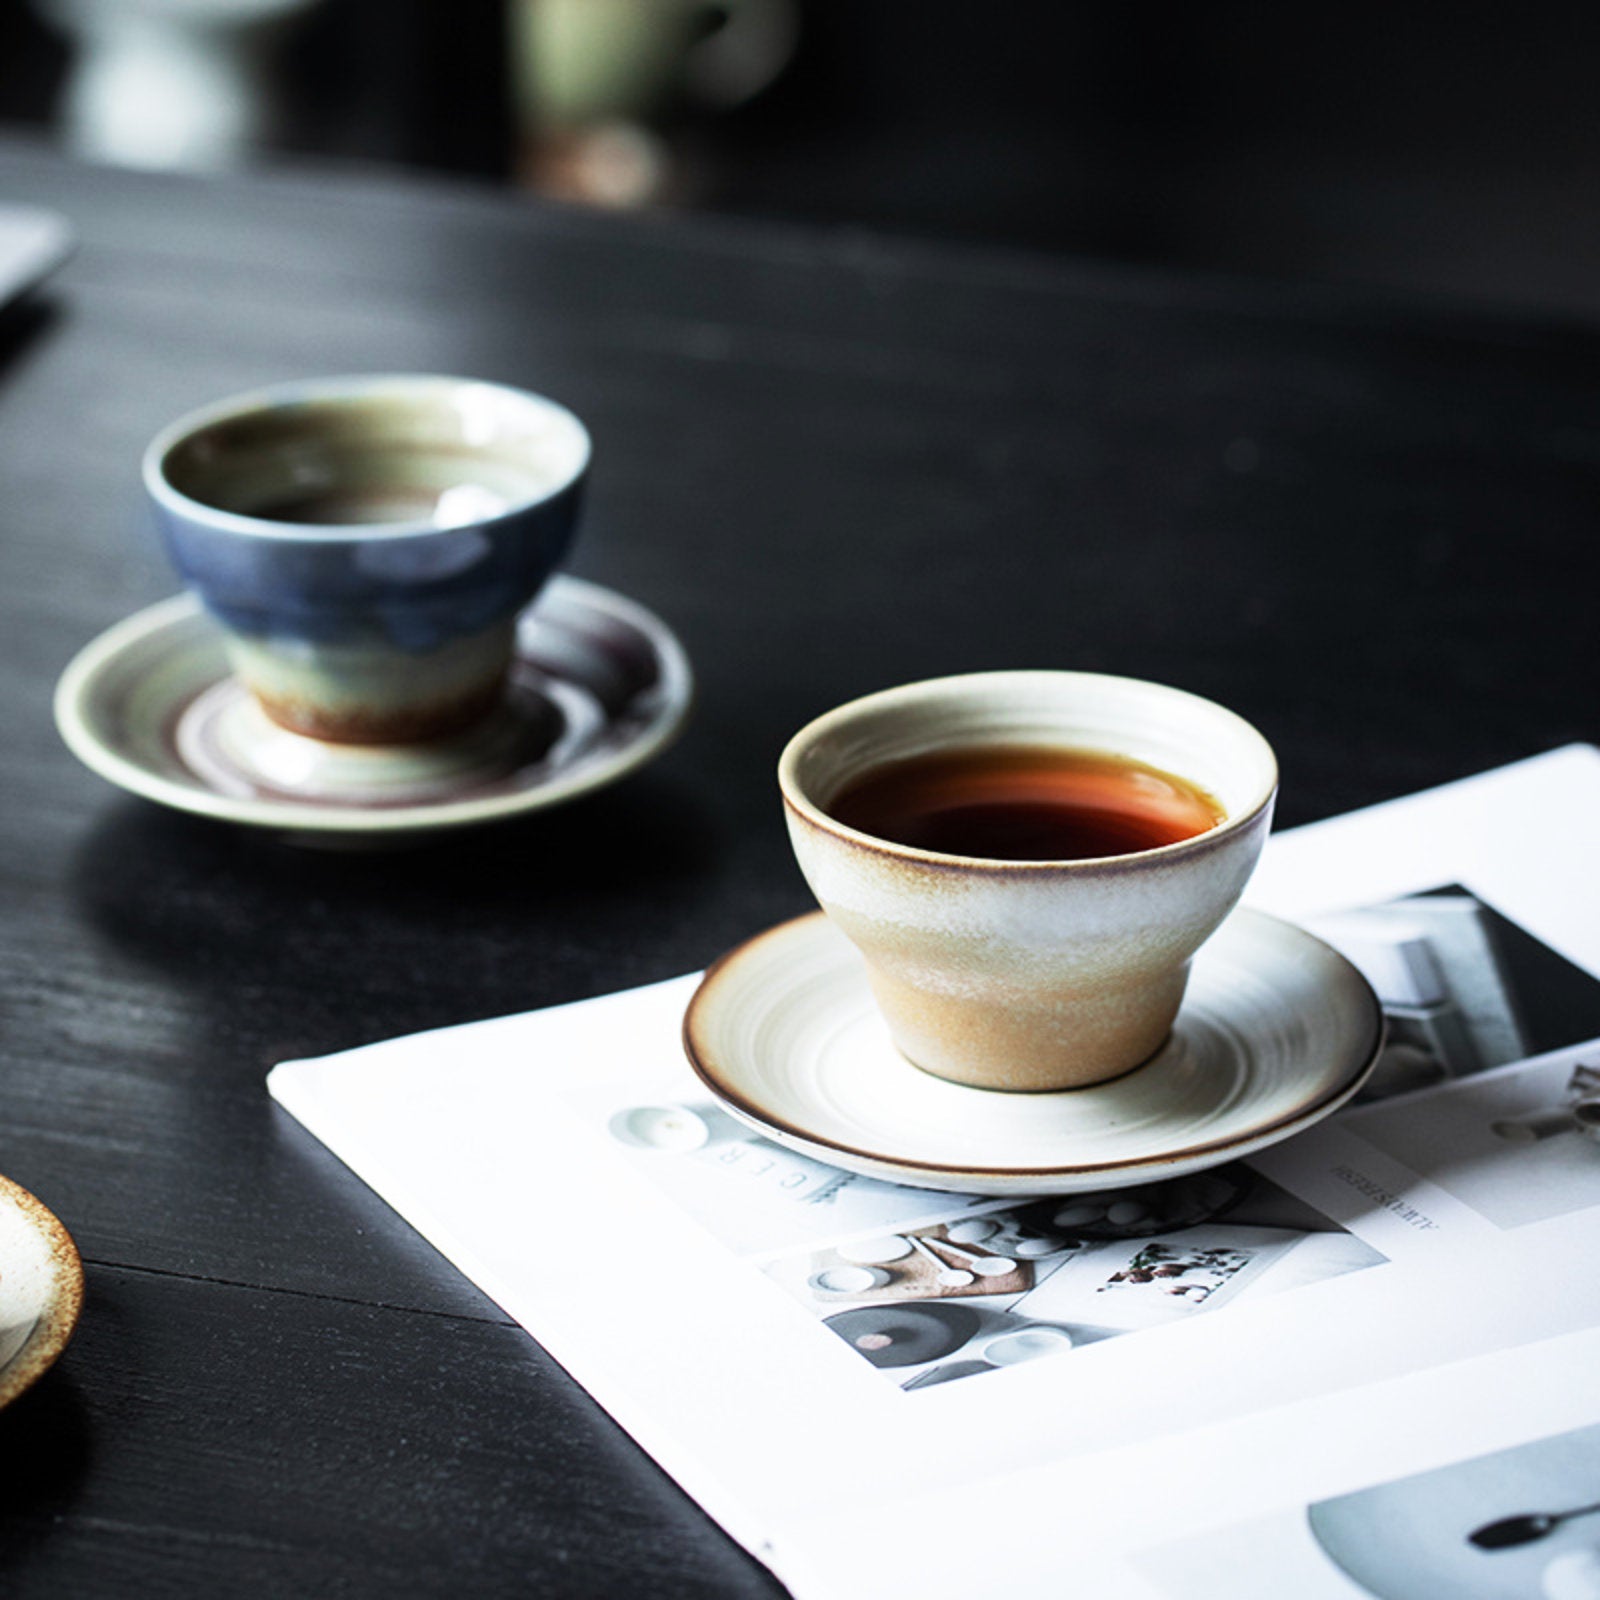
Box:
(825, 744, 1224, 862)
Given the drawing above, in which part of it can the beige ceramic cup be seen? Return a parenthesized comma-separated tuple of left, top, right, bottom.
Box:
(778, 671, 1278, 1092)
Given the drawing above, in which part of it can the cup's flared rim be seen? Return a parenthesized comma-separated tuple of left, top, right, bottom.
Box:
(142, 373, 591, 543)
(777, 669, 1279, 874)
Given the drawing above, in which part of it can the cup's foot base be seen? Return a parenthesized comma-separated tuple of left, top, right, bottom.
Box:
(251, 681, 509, 746)
(863, 961, 1189, 1094)
(220, 619, 521, 748)
(892, 1034, 1175, 1094)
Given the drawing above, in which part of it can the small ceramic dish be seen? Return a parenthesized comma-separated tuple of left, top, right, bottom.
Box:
(980, 1326, 1075, 1365)
(0, 1173, 84, 1408)
(53, 576, 692, 843)
(682, 907, 1384, 1195)
(822, 1303, 981, 1368)
(809, 1265, 893, 1295)
(607, 1105, 712, 1153)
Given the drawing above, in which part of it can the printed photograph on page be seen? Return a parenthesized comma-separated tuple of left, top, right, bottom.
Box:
(566, 1031, 1394, 1393)
(1135, 1419, 1600, 1600)
(1292, 885, 1600, 1233)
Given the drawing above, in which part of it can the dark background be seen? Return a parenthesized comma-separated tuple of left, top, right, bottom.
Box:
(6, 2, 1600, 318)
(3, 12, 1600, 1594)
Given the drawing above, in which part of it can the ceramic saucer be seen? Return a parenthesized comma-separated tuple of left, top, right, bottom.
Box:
(53, 577, 692, 842)
(682, 908, 1384, 1195)
(0, 1173, 84, 1408)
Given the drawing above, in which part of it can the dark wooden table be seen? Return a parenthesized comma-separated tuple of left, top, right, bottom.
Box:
(1, 136, 1595, 1596)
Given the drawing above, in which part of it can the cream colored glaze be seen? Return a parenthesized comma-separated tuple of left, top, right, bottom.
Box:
(223, 618, 515, 743)
(779, 671, 1278, 1091)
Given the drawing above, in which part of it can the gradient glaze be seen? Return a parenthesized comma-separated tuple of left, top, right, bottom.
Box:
(779, 671, 1279, 1091)
(145, 375, 589, 742)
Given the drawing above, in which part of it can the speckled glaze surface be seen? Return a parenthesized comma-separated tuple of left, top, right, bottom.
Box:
(779, 671, 1278, 1090)
(53, 577, 692, 843)
(0, 1172, 84, 1409)
(682, 909, 1384, 1194)
(144, 375, 590, 744)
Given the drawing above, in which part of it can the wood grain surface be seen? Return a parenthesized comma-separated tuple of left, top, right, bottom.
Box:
(0, 136, 1595, 1595)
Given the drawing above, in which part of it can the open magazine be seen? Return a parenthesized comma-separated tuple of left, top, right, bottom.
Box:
(270, 744, 1600, 1599)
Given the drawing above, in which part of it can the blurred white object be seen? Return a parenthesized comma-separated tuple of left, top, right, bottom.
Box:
(33, 0, 320, 171)
(0, 206, 73, 305)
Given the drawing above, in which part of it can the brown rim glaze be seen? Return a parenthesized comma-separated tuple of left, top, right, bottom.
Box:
(681, 912, 1385, 1183)
(0, 1172, 84, 1409)
(777, 671, 1279, 876)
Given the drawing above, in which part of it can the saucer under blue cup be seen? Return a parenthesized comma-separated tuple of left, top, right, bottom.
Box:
(53, 578, 693, 844)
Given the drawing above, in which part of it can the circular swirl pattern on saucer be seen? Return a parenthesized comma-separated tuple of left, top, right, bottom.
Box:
(53, 577, 691, 842)
(683, 908, 1383, 1194)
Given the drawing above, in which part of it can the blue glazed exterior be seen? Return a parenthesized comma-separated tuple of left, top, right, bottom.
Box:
(151, 479, 584, 652)
(145, 376, 588, 654)
(143, 375, 591, 742)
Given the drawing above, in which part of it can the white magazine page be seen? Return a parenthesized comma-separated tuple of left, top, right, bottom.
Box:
(782, 1325, 1600, 1598)
(269, 743, 1600, 1597)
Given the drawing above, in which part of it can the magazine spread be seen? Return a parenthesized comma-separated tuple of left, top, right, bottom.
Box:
(269, 743, 1600, 1598)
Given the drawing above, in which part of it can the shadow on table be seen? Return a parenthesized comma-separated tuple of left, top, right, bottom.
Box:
(0, 1369, 92, 1542)
(0, 294, 60, 374)
(67, 765, 723, 1051)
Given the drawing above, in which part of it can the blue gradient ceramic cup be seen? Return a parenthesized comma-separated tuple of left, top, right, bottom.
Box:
(144, 375, 590, 744)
